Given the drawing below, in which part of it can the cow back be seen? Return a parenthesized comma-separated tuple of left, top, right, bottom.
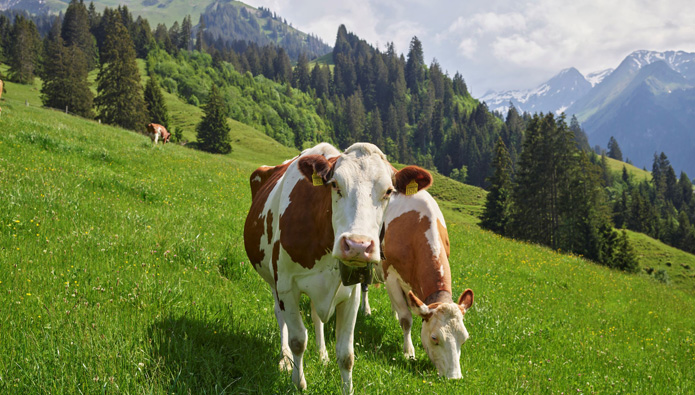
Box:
(383, 190, 452, 303)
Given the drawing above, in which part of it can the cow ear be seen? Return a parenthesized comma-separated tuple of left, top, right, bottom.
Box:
(394, 166, 432, 195)
(457, 289, 474, 313)
(297, 155, 334, 185)
(408, 291, 433, 321)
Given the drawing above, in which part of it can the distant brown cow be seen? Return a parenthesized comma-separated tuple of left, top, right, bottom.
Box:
(147, 123, 170, 144)
(0, 79, 4, 100)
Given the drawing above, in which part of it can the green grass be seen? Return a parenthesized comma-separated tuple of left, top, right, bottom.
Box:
(627, 230, 695, 292)
(605, 156, 652, 182)
(2, 78, 695, 394)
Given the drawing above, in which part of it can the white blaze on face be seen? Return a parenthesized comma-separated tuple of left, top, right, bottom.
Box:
(330, 143, 394, 264)
(421, 304, 469, 379)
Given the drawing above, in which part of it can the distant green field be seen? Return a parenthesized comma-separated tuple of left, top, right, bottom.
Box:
(2, 77, 695, 394)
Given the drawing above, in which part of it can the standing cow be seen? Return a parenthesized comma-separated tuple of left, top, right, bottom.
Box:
(244, 143, 431, 394)
(380, 188, 474, 379)
(147, 123, 170, 144)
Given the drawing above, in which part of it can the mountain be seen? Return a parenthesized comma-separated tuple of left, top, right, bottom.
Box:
(481, 67, 593, 115)
(1, 0, 332, 61)
(484, 49, 695, 177)
(568, 50, 695, 175)
(200, 1, 332, 61)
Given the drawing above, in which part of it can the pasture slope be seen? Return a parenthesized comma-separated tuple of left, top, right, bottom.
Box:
(1, 79, 695, 394)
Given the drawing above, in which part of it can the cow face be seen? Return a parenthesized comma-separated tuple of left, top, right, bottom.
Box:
(409, 289, 474, 379)
(298, 143, 431, 267)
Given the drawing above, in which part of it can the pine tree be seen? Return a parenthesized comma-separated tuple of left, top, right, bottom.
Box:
(8, 15, 42, 84)
(607, 136, 623, 161)
(61, 0, 98, 70)
(293, 53, 310, 92)
(196, 85, 231, 154)
(144, 73, 169, 128)
(614, 230, 639, 272)
(41, 18, 94, 118)
(180, 15, 192, 51)
(405, 36, 425, 92)
(94, 17, 147, 131)
(481, 137, 513, 234)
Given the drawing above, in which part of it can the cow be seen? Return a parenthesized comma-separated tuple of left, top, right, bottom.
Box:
(243, 142, 431, 394)
(379, 188, 474, 379)
(0, 79, 4, 100)
(146, 123, 170, 144)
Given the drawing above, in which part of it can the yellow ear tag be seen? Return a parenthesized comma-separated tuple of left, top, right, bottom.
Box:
(312, 171, 324, 186)
(405, 180, 418, 196)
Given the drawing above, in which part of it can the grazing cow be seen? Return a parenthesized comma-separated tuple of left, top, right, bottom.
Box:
(378, 188, 474, 379)
(147, 123, 170, 144)
(244, 142, 431, 394)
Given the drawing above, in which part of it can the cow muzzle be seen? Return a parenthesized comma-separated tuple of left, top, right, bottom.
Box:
(337, 235, 377, 266)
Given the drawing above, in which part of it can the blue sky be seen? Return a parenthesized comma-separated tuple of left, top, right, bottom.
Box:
(243, 0, 695, 96)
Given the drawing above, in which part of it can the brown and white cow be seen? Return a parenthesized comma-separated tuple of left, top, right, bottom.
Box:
(147, 123, 170, 144)
(243, 142, 431, 394)
(378, 188, 474, 379)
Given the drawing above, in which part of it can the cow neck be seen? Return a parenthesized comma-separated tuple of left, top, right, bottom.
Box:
(279, 176, 334, 269)
(423, 289, 453, 306)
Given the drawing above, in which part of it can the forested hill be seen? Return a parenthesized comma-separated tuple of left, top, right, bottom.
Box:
(200, 1, 331, 61)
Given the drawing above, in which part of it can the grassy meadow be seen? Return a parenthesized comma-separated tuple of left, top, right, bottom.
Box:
(1, 78, 695, 394)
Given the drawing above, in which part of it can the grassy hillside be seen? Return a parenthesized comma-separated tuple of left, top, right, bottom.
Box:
(2, 79, 695, 393)
(605, 156, 652, 182)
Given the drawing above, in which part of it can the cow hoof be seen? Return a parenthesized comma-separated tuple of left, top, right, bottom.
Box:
(403, 350, 415, 360)
(319, 350, 329, 365)
(362, 306, 371, 316)
(279, 356, 293, 372)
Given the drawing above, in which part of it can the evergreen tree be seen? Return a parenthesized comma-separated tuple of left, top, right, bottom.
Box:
(607, 136, 623, 161)
(614, 230, 639, 272)
(509, 113, 575, 248)
(144, 73, 169, 128)
(405, 36, 425, 92)
(569, 115, 590, 152)
(61, 0, 97, 70)
(180, 15, 192, 51)
(481, 137, 513, 234)
(293, 52, 310, 92)
(8, 15, 42, 84)
(41, 18, 94, 118)
(196, 85, 232, 154)
(94, 17, 147, 131)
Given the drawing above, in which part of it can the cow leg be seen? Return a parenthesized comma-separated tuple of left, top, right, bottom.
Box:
(154, 132, 160, 145)
(385, 276, 415, 359)
(274, 297, 293, 371)
(334, 285, 359, 395)
(360, 282, 371, 316)
(310, 301, 329, 364)
(279, 290, 308, 390)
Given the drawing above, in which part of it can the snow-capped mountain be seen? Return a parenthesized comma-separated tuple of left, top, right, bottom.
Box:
(586, 68, 613, 87)
(481, 50, 695, 176)
(481, 67, 593, 115)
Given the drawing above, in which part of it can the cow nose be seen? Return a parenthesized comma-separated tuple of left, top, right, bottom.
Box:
(340, 237, 375, 261)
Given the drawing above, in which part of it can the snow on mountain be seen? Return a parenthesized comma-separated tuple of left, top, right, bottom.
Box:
(480, 67, 591, 115)
(586, 69, 613, 87)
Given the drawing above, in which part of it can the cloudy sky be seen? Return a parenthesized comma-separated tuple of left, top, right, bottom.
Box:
(241, 0, 695, 97)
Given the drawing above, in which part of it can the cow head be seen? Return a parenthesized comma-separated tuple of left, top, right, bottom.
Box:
(298, 143, 431, 267)
(409, 289, 474, 379)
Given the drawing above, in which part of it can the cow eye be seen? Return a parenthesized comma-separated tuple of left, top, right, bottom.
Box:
(383, 188, 394, 200)
(431, 334, 438, 344)
(331, 181, 342, 197)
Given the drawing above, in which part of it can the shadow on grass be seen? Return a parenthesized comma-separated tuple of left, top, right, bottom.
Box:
(148, 316, 293, 394)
